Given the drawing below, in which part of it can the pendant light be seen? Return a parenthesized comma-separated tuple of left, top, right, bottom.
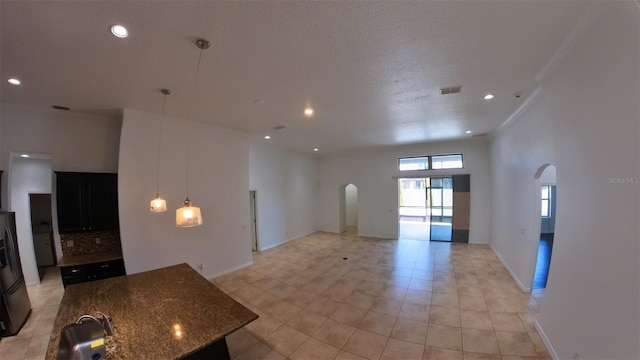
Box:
(150, 89, 170, 213)
(176, 39, 209, 227)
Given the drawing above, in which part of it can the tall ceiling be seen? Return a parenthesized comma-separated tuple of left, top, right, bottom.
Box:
(1, 1, 588, 153)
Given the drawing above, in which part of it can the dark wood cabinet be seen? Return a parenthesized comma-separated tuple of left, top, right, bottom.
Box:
(60, 259, 126, 288)
(56, 172, 119, 234)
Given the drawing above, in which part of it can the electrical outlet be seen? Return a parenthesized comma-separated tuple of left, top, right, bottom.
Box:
(66, 240, 74, 248)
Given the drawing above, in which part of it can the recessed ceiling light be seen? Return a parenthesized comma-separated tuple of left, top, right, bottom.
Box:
(20, 154, 29, 158)
(8, 78, 21, 85)
(465, 130, 472, 134)
(304, 106, 314, 117)
(313, 148, 319, 152)
(264, 135, 271, 140)
(483, 94, 494, 100)
(111, 25, 128, 38)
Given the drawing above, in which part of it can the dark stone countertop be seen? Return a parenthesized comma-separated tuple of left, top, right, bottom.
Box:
(45, 263, 258, 360)
(57, 250, 124, 267)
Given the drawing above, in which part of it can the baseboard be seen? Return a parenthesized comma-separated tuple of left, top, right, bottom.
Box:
(489, 244, 531, 292)
(259, 231, 317, 251)
(535, 320, 559, 360)
(206, 261, 253, 280)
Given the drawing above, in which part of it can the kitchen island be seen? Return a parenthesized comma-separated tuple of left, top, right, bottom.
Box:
(45, 263, 258, 359)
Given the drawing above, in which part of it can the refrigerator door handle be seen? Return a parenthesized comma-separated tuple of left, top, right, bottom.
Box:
(5, 227, 15, 269)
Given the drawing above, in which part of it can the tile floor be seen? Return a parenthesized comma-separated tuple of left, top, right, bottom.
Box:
(0, 266, 64, 360)
(214, 230, 549, 360)
(2, 230, 548, 360)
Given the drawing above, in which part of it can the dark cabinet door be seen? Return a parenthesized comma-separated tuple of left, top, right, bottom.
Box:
(56, 173, 86, 233)
(56, 172, 119, 233)
(87, 174, 119, 231)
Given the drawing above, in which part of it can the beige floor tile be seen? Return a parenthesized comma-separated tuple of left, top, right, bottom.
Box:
(287, 310, 329, 336)
(264, 301, 303, 323)
(344, 291, 376, 310)
(484, 297, 516, 313)
(462, 352, 501, 360)
(306, 297, 341, 317)
(290, 337, 341, 360)
(267, 283, 299, 299)
(490, 313, 525, 332)
(0, 338, 30, 360)
(244, 312, 283, 340)
(312, 319, 357, 349)
(370, 297, 403, 316)
(380, 338, 424, 360)
(423, 345, 463, 359)
(390, 318, 428, 345)
(495, 331, 538, 356)
(324, 285, 355, 302)
(235, 342, 286, 360)
(429, 306, 461, 327)
(426, 324, 462, 351)
(358, 311, 397, 336)
(408, 278, 433, 292)
(263, 324, 309, 357)
(386, 276, 411, 288)
(331, 304, 368, 327)
(284, 289, 318, 308)
(335, 350, 368, 360)
(527, 331, 551, 356)
(431, 292, 459, 309)
(25, 333, 50, 357)
(356, 281, 385, 296)
(227, 328, 261, 358)
(404, 289, 432, 305)
(379, 285, 407, 300)
(343, 329, 388, 360)
(399, 302, 430, 322)
(461, 328, 500, 354)
(460, 310, 493, 331)
(459, 295, 488, 311)
(24, 356, 47, 360)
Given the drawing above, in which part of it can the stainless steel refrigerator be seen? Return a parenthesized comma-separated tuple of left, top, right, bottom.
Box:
(0, 212, 31, 337)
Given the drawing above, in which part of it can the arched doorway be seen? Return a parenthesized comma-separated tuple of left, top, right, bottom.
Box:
(532, 164, 557, 290)
(339, 184, 358, 234)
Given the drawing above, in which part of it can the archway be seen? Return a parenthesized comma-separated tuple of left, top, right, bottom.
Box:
(531, 164, 557, 290)
(339, 184, 358, 234)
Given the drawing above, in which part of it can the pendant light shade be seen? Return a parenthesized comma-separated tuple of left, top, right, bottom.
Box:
(176, 39, 209, 227)
(176, 198, 203, 227)
(150, 88, 171, 213)
(150, 195, 167, 212)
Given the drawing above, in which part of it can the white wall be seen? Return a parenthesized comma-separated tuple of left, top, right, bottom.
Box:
(118, 109, 253, 278)
(489, 2, 639, 358)
(345, 184, 358, 226)
(318, 138, 491, 243)
(0, 103, 122, 265)
(249, 140, 318, 250)
(9, 157, 52, 286)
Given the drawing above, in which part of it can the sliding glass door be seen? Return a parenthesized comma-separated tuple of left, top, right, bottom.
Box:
(427, 177, 453, 241)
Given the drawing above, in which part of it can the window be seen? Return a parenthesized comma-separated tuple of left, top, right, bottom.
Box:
(398, 154, 463, 171)
(431, 154, 463, 169)
(541, 185, 551, 217)
(399, 157, 429, 171)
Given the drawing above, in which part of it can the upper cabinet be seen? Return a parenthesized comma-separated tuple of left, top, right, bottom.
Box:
(56, 172, 119, 234)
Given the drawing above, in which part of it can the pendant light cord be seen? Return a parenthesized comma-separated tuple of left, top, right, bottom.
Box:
(186, 46, 205, 199)
(156, 93, 168, 196)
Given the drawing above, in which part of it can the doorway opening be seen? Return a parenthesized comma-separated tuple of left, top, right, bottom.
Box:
(340, 184, 358, 235)
(533, 165, 556, 289)
(29, 194, 57, 280)
(249, 191, 258, 251)
(398, 177, 453, 241)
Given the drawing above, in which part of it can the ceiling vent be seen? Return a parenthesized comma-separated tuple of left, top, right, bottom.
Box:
(52, 105, 71, 111)
(472, 133, 488, 137)
(440, 86, 462, 95)
(272, 125, 286, 130)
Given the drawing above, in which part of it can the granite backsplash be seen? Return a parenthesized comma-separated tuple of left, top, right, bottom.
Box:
(61, 230, 121, 256)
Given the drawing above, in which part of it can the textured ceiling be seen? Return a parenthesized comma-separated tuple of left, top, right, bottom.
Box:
(0, 1, 588, 153)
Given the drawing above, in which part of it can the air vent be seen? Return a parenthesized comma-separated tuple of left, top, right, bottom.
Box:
(440, 86, 462, 95)
(472, 133, 488, 137)
(52, 105, 70, 111)
(272, 125, 286, 130)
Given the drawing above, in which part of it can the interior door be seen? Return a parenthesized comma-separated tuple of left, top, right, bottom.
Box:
(428, 177, 453, 242)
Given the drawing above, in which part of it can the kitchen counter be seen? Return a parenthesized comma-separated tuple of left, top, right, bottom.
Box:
(57, 250, 123, 267)
(45, 263, 258, 359)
